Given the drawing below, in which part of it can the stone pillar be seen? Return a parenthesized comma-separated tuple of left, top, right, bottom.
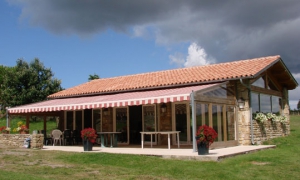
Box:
(236, 81, 252, 145)
(282, 87, 290, 135)
(31, 134, 44, 149)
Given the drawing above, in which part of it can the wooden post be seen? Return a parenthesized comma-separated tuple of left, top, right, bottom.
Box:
(217, 105, 222, 141)
(7, 113, 10, 127)
(209, 103, 212, 127)
(26, 115, 30, 128)
(43, 116, 47, 132)
(223, 105, 227, 141)
(201, 104, 205, 125)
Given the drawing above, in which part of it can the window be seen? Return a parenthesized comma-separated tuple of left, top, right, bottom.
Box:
(75, 111, 82, 130)
(196, 103, 209, 126)
(252, 75, 279, 91)
(251, 92, 282, 114)
(116, 107, 128, 143)
(66, 111, 73, 130)
(272, 96, 281, 114)
(93, 109, 101, 132)
(251, 93, 259, 113)
(252, 77, 265, 88)
(260, 94, 271, 113)
(175, 104, 187, 141)
(194, 103, 236, 142)
(226, 106, 235, 141)
(202, 86, 228, 98)
(212, 104, 223, 141)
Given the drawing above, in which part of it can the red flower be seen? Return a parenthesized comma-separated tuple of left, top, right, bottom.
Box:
(0, 126, 6, 133)
(19, 125, 29, 132)
(195, 125, 218, 147)
(81, 128, 97, 143)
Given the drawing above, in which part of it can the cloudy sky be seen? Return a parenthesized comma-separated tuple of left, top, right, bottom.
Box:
(1, 0, 299, 109)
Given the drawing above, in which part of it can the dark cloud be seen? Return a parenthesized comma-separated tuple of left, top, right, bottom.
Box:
(8, 0, 300, 74)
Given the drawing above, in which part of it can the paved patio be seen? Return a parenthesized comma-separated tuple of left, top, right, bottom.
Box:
(42, 144, 276, 161)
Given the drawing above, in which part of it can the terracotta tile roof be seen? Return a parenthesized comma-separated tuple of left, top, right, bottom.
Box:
(48, 55, 281, 99)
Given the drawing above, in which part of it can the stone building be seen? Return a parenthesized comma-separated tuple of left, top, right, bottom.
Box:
(7, 55, 298, 151)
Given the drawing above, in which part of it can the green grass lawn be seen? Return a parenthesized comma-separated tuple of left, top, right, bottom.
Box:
(0, 115, 300, 180)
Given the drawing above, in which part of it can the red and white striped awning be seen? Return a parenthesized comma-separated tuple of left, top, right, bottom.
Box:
(8, 83, 220, 114)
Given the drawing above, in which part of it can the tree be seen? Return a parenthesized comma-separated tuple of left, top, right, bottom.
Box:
(1, 58, 63, 109)
(0, 65, 14, 112)
(88, 73, 100, 81)
(297, 99, 300, 110)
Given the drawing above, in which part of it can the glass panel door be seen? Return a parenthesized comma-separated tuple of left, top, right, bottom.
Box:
(75, 111, 83, 131)
(226, 106, 235, 141)
(116, 107, 128, 143)
(93, 109, 101, 132)
(212, 104, 236, 142)
(143, 105, 156, 143)
(212, 104, 223, 142)
(195, 103, 209, 127)
(66, 111, 73, 130)
(175, 104, 187, 143)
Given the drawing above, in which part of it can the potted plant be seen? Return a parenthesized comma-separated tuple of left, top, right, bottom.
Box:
(13, 121, 29, 134)
(254, 112, 267, 124)
(277, 114, 287, 123)
(81, 128, 97, 151)
(266, 113, 276, 122)
(195, 125, 218, 155)
(0, 126, 11, 134)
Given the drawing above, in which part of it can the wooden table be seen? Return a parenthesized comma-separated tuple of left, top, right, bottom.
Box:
(140, 131, 180, 149)
(97, 132, 121, 148)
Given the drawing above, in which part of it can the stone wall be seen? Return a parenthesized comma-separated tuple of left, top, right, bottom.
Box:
(0, 133, 44, 149)
(252, 120, 289, 145)
(239, 118, 289, 145)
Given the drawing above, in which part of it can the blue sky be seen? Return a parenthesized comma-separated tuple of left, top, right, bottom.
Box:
(0, 0, 187, 88)
(1, 0, 299, 109)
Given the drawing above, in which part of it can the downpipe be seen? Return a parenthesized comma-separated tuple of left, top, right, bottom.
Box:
(239, 79, 255, 145)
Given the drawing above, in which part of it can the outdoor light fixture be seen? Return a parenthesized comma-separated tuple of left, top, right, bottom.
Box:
(161, 103, 167, 113)
(237, 97, 245, 109)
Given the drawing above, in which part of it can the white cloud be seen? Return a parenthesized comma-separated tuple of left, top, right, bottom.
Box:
(169, 52, 185, 67)
(184, 43, 214, 67)
(132, 26, 147, 37)
(169, 43, 215, 67)
(292, 73, 300, 79)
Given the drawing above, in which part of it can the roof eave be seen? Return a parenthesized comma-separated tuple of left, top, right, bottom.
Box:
(48, 80, 229, 99)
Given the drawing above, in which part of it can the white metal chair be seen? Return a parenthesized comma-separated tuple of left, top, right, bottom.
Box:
(52, 129, 63, 146)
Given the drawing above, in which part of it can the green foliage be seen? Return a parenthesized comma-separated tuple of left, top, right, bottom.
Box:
(0, 116, 57, 134)
(297, 99, 300, 110)
(0, 58, 63, 109)
(0, 65, 13, 112)
(88, 73, 100, 81)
